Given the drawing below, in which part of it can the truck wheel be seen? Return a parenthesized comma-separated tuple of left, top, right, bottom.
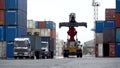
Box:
(31, 56, 34, 59)
(77, 54, 80, 58)
(80, 53, 82, 58)
(14, 56, 17, 59)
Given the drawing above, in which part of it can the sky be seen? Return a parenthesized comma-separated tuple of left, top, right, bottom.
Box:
(27, 0, 115, 44)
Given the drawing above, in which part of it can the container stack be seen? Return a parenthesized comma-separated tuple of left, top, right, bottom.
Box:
(116, 0, 120, 57)
(27, 20, 56, 54)
(0, 0, 27, 59)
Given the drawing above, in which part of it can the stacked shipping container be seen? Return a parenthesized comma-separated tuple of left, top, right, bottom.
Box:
(0, 0, 27, 59)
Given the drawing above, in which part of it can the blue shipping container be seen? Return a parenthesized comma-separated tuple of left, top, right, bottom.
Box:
(116, 0, 120, 12)
(95, 21, 104, 33)
(0, 26, 5, 41)
(116, 43, 120, 57)
(35, 21, 39, 28)
(41, 37, 54, 51)
(5, 10, 27, 26)
(5, 0, 27, 12)
(104, 21, 115, 28)
(6, 26, 27, 41)
(116, 28, 120, 42)
(46, 21, 56, 30)
(6, 42, 14, 58)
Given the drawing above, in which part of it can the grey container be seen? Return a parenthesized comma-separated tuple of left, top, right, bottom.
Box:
(0, 41, 6, 59)
(103, 28, 115, 43)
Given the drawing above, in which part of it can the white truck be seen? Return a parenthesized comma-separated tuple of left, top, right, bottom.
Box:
(13, 38, 34, 59)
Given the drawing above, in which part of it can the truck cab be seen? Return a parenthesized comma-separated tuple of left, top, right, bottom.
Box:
(14, 38, 32, 59)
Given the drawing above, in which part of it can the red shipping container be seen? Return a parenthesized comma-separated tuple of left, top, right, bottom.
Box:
(0, 10, 5, 25)
(38, 21, 46, 29)
(95, 44, 98, 57)
(0, 0, 5, 9)
(116, 13, 120, 27)
(105, 9, 116, 20)
(50, 30, 56, 39)
(109, 43, 115, 57)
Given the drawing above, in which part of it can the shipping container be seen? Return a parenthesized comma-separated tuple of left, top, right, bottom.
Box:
(95, 44, 98, 57)
(0, 0, 5, 9)
(27, 20, 35, 28)
(5, 10, 27, 26)
(116, 28, 120, 42)
(38, 21, 46, 29)
(6, 42, 14, 58)
(98, 44, 103, 57)
(116, 0, 120, 12)
(103, 28, 115, 43)
(0, 26, 5, 41)
(41, 37, 55, 52)
(0, 41, 6, 59)
(33, 36, 41, 50)
(105, 9, 116, 20)
(46, 21, 56, 30)
(40, 29, 50, 37)
(109, 43, 115, 57)
(116, 13, 120, 27)
(50, 30, 56, 39)
(5, 0, 27, 12)
(0, 10, 5, 25)
(103, 43, 109, 57)
(35, 21, 39, 28)
(96, 33, 103, 43)
(95, 21, 104, 33)
(104, 21, 115, 28)
(6, 26, 27, 41)
(116, 43, 120, 57)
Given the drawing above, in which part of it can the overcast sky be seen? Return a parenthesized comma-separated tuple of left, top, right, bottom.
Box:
(28, 0, 115, 43)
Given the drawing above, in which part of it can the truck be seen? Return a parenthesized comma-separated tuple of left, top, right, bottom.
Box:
(14, 32, 55, 59)
(14, 38, 34, 59)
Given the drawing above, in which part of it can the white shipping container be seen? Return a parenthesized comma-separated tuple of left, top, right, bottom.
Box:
(98, 44, 103, 57)
(0, 41, 6, 59)
(27, 20, 35, 28)
(27, 28, 34, 35)
(40, 29, 50, 37)
(96, 33, 103, 43)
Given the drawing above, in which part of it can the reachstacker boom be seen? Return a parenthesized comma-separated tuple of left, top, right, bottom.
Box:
(59, 13, 87, 58)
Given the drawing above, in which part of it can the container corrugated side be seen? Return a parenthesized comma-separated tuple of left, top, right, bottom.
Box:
(96, 33, 103, 43)
(105, 9, 116, 20)
(40, 29, 50, 37)
(6, 42, 14, 58)
(116, 28, 120, 42)
(50, 30, 56, 39)
(0, 26, 5, 41)
(46, 21, 56, 30)
(116, 13, 120, 27)
(0, 10, 5, 25)
(0, 0, 5, 9)
(6, 26, 27, 41)
(0, 41, 6, 59)
(98, 44, 103, 57)
(5, 10, 27, 27)
(35, 21, 39, 28)
(5, 0, 27, 12)
(103, 28, 115, 43)
(116, 0, 120, 12)
(38, 21, 46, 29)
(116, 43, 120, 57)
(32, 29, 41, 36)
(95, 44, 98, 57)
(27, 20, 35, 28)
(95, 21, 104, 33)
(27, 28, 34, 35)
(104, 21, 115, 28)
(109, 43, 115, 57)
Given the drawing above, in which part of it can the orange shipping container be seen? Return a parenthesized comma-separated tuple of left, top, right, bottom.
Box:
(0, 10, 5, 25)
(109, 43, 115, 57)
(38, 21, 46, 29)
(0, 0, 5, 9)
(50, 30, 56, 39)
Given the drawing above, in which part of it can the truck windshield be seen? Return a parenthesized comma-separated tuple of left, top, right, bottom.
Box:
(41, 43, 48, 48)
(14, 41, 27, 47)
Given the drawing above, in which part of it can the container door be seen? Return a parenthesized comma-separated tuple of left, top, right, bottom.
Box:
(5, 10, 17, 25)
(109, 43, 115, 57)
(98, 44, 103, 57)
(6, 42, 14, 58)
(116, 43, 120, 57)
